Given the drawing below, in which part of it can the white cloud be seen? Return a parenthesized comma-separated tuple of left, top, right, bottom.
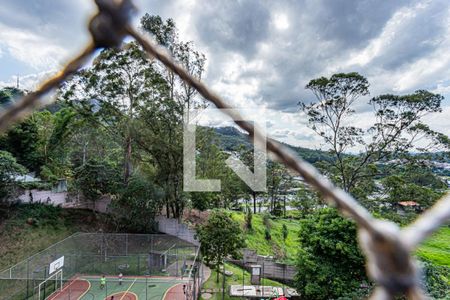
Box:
(0, 23, 68, 69)
(273, 13, 289, 31)
(0, 70, 56, 90)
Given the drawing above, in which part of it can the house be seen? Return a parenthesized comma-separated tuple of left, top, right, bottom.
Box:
(396, 201, 421, 215)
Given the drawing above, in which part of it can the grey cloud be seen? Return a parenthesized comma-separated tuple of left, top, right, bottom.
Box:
(194, 0, 271, 59)
(369, 1, 448, 70)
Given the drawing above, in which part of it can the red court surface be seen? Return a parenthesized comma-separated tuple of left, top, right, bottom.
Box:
(48, 279, 90, 300)
(163, 283, 186, 300)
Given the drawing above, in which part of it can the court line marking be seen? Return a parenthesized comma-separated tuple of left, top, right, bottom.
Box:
(106, 291, 139, 300)
(77, 279, 91, 300)
(48, 277, 89, 300)
(162, 283, 184, 300)
(120, 278, 137, 300)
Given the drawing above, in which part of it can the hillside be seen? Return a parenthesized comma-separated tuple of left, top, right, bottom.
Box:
(213, 126, 334, 163)
(0, 204, 113, 270)
(230, 211, 450, 269)
(231, 212, 300, 264)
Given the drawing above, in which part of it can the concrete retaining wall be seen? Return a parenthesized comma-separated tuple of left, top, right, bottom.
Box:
(155, 216, 200, 246)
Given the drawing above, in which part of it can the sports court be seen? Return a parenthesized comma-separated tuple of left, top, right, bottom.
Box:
(0, 233, 201, 300)
(47, 276, 188, 300)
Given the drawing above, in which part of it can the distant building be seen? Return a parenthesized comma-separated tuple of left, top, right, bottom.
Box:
(396, 201, 421, 215)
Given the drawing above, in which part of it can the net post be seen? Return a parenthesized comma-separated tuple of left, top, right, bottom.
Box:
(176, 247, 179, 277)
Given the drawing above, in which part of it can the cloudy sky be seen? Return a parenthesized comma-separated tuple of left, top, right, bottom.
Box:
(1, 0, 449, 149)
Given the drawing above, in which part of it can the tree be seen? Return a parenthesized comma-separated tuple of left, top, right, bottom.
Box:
(0, 87, 24, 108)
(292, 184, 320, 217)
(295, 208, 368, 299)
(196, 210, 246, 282)
(2, 114, 44, 173)
(116, 174, 164, 232)
(73, 158, 121, 211)
(0, 150, 27, 201)
(299, 73, 447, 201)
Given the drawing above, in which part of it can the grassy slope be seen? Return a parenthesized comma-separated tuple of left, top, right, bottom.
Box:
(231, 212, 300, 264)
(230, 211, 450, 268)
(416, 227, 450, 267)
(0, 204, 111, 270)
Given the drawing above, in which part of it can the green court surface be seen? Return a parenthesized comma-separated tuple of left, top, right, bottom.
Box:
(50, 276, 188, 300)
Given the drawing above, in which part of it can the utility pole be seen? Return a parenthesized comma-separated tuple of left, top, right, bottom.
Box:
(16, 75, 20, 89)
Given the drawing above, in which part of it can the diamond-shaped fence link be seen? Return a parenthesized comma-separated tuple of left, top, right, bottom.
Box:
(0, 0, 449, 299)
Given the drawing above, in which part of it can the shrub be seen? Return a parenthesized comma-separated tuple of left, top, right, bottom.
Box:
(282, 224, 288, 241)
(421, 260, 450, 298)
(116, 174, 164, 232)
(295, 208, 367, 299)
(245, 208, 253, 230)
(264, 228, 271, 241)
(262, 213, 271, 229)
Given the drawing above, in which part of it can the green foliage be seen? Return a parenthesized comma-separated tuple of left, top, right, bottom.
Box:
(416, 227, 450, 267)
(196, 210, 245, 275)
(245, 208, 252, 230)
(295, 208, 367, 299)
(0, 87, 23, 107)
(17, 181, 52, 191)
(282, 224, 288, 241)
(264, 227, 271, 241)
(420, 260, 450, 299)
(74, 159, 121, 202)
(292, 184, 320, 216)
(381, 174, 443, 208)
(116, 174, 164, 232)
(262, 213, 272, 229)
(190, 192, 217, 211)
(231, 212, 299, 263)
(2, 115, 44, 173)
(300, 72, 448, 203)
(0, 150, 27, 200)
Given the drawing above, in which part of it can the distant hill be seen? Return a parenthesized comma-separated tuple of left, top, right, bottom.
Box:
(212, 126, 333, 163)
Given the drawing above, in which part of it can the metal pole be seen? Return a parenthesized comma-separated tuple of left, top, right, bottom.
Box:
(262, 261, 264, 297)
(242, 266, 245, 298)
(222, 262, 225, 300)
(26, 258, 30, 299)
(176, 248, 179, 277)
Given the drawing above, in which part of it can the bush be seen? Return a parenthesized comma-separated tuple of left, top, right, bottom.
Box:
(282, 224, 288, 241)
(421, 260, 450, 298)
(245, 208, 252, 230)
(295, 208, 367, 299)
(264, 228, 271, 241)
(262, 213, 271, 229)
(116, 174, 164, 232)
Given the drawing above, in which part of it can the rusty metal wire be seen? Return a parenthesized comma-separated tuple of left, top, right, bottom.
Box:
(0, 0, 448, 299)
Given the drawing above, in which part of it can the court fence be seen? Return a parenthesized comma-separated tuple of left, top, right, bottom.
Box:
(0, 233, 200, 300)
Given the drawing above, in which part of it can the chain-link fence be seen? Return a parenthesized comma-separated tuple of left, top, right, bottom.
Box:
(0, 0, 449, 299)
(0, 233, 200, 300)
(210, 259, 299, 300)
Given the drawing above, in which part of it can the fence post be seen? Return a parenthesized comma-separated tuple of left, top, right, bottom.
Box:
(176, 248, 179, 277)
(26, 258, 30, 299)
(222, 263, 225, 300)
(262, 261, 265, 297)
(138, 255, 140, 275)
